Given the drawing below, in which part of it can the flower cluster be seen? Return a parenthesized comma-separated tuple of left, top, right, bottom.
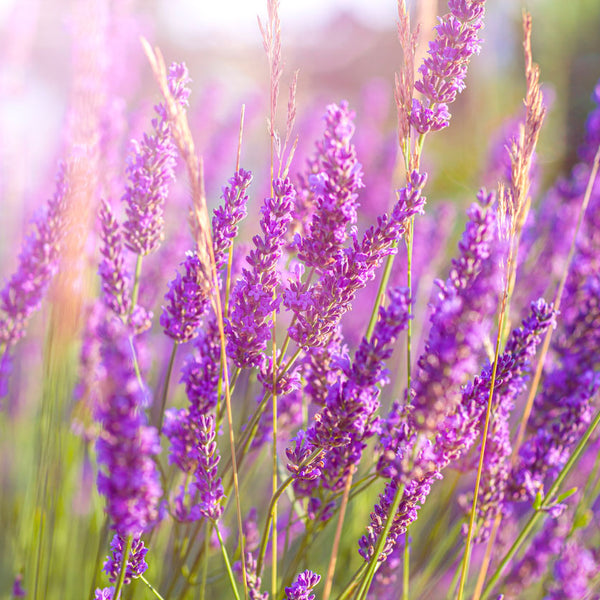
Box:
(0, 163, 68, 346)
(160, 250, 210, 343)
(122, 63, 191, 256)
(212, 168, 253, 271)
(286, 170, 426, 348)
(102, 534, 149, 585)
(296, 101, 364, 268)
(95, 317, 162, 536)
(411, 0, 487, 133)
(226, 177, 295, 368)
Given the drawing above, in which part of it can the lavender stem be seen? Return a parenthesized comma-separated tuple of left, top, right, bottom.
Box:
(481, 400, 600, 599)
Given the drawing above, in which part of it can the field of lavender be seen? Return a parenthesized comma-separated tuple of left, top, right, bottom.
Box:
(1, 0, 600, 598)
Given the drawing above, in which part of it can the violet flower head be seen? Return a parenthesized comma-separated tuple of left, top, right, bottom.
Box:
(463, 299, 556, 542)
(286, 171, 426, 349)
(0, 162, 68, 346)
(297, 101, 364, 269)
(212, 168, 253, 271)
(12, 574, 26, 598)
(410, 189, 499, 435)
(297, 288, 410, 499)
(103, 534, 149, 585)
(362, 299, 553, 564)
(160, 250, 210, 343)
(98, 199, 131, 317)
(191, 413, 225, 521)
(95, 316, 162, 536)
(237, 552, 268, 600)
(579, 78, 600, 164)
(122, 62, 191, 256)
(226, 177, 295, 369)
(411, 0, 486, 133)
(94, 587, 114, 600)
(180, 316, 221, 416)
(545, 540, 598, 600)
(285, 429, 323, 482)
(285, 570, 321, 600)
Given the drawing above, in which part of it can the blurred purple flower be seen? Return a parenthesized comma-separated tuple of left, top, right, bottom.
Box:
(0, 162, 68, 346)
(95, 317, 162, 536)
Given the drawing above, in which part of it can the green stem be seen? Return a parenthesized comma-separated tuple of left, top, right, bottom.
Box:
(157, 341, 178, 435)
(365, 249, 398, 340)
(355, 480, 407, 600)
(113, 535, 133, 600)
(335, 563, 369, 600)
(215, 522, 242, 600)
(402, 532, 410, 600)
(200, 521, 211, 600)
(271, 302, 278, 599)
(481, 401, 600, 599)
(456, 301, 507, 600)
(256, 477, 295, 578)
(131, 255, 143, 309)
(140, 574, 166, 600)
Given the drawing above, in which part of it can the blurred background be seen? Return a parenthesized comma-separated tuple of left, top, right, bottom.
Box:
(0, 0, 599, 284)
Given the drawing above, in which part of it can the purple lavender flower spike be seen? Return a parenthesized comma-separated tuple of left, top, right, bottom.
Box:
(545, 539, 598, 600)
(12, 574, 26, 597)
(95, 316, 162, 536)
(410, 189, 500, 435)
(191, 414, 225, 521)
(236, 552, 268, 600)
(465, 299, 556, 542)
(411, 0, 487, 133)
(94, 587, 115, 600)
(361, 299, 554, 563)
(297, 101, 364, 269)
(99, 199, 131, 317)
(294, 288, 410, 499)
(212, 168, 253, 272)
(103, 534, 149, 585)
(0, 162, 68, 347)
(285, 429, 323, 482)
(285, 570, 321, 600)
(286, 171, 426, 349)
(122, 62, 191, 256)
(226, 177, 295, 369)
(160, 250, 210, 343)
(180, 316, 221, 416)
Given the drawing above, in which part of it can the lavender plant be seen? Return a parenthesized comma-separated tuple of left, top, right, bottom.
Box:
(2, 1, 600, 600)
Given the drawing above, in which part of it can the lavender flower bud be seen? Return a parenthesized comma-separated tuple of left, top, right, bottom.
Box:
(226, 178, 295, 369)
(122, 63, 190, 256)
(102, 534, 148, 584)
(286, 172, 425, 349)
(212, 168, 253, 271)
(411, 0, 486, 133)
(285, 570, 321, 600)
(410, 189, 500, 435)
(297, 101, 364, 269)
(160, 250, 210, 343)
(98, 199, 131, 317)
